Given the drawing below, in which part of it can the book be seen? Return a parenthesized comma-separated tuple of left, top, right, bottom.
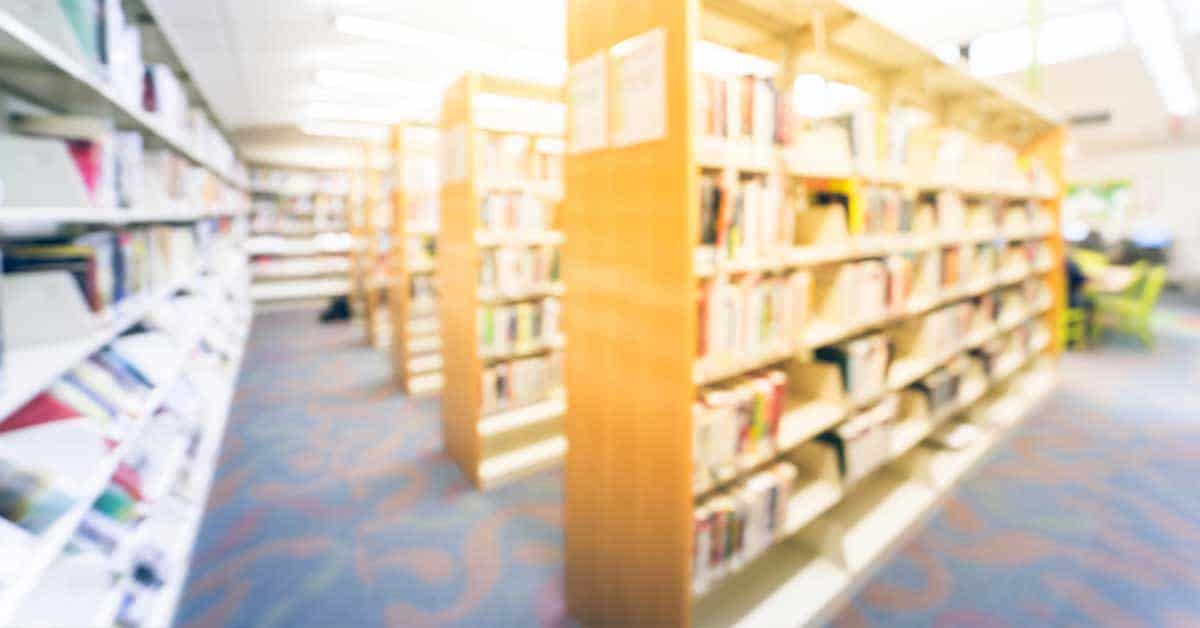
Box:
(1, 392, 82, 434)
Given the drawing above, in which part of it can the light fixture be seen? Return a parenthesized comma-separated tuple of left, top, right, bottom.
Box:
(1122, 0, 1198, 116)
(333, 15, 566, 86)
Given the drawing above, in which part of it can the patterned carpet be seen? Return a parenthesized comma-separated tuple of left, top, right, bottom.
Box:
(177, 305, 1200, 627)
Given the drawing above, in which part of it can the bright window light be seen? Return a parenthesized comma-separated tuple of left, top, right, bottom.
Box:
(334, 15, 566, 86)
(937, 9, 1132, 78)
(1123, 0, 1199, 116)
(1039, 10, 1126, 65)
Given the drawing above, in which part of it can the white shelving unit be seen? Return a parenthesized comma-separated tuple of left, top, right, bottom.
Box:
(248, 165, 355, 304)
(0, 2, 254, 625)
(0, 8, 244, 187)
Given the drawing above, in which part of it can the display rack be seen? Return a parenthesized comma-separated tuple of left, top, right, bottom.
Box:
(387, 124, 444, 395)
(561, 2, 1065, 626)
(247, 165, 354, 305)
(0, 2, 253, 625)
(439, 73, 568, 488)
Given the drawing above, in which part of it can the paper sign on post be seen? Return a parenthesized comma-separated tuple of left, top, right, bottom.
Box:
(568, 52, 608, 154)
(441, 123, 468, 184)
(610, 28, 666, 147)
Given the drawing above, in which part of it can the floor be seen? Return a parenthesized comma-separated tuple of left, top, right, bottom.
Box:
(177, 304, 1200, 628)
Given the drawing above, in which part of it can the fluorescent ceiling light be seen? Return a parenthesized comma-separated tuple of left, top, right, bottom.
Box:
(300, 120, 388, 141)
(315, 69, 439, 97)
(334, 15, 566, 86)
(1123, 0, 1199, 116)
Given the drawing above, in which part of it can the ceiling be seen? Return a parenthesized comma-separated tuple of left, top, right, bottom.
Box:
(156, 0, 1200, 161)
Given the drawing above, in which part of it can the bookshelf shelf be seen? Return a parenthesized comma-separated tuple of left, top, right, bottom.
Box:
(0, 207, 247, 224)
(696, 228, 1055, 278)
(0, 8, 245, 189)
(0, 264, 204, 421)
(438, 73, 566, 488)
(563, 1, 1066, 625)
(0, 282, 242, 623)
(478, 394, 568, 439)
(0, 5, 252, 624)
(387, 124, 444, 394)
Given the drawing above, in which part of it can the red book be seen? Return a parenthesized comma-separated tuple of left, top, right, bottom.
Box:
(67, 139, 102, 203)
(1, 392, 81, 434)
(111, 462, 144, 502)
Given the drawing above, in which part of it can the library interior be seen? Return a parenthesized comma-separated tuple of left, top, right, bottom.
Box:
(1, 0, 1199, 626)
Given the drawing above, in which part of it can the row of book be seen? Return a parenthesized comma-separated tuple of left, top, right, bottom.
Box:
(691, 292, 1049, 489)
(480, 352, 564, 416)
(477, 299, 562, 358)
(692, 460, 796, 593)
(699, 273, 808, 361)
(480, 245, 561, 296)
(699, 183, 1053, 264)
(690, 325, 1047, 590)
(696, 74, 787, 147)
(71, 339, 235, 628)
(3, 225, 204, 316)
(698, 250, 1049, 365)
(698, 173, 791, 261)
(691, 61, 1051, 193)
(479, 133, 563, 183)
(2, 116, 245, 212)
(16, 1, 239, 177)
(0, 314, 191, 540)
(250, 169, 352, 197)
(479, 191, 555, 233)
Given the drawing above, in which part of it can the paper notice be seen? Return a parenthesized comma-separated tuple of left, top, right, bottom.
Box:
(441, 123, 468, 184)
(568, 52, 608, 154)
(610, 27, 666, 147)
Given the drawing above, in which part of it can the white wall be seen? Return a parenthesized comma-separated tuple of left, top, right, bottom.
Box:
(1069, 145, 1200, 282)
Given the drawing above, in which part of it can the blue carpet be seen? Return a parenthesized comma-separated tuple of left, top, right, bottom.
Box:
(177, 306, 1200, 627)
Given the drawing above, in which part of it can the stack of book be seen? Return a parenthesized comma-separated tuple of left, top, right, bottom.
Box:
(697, 273, 807, 364)
(480, 246, 560, 296)
(478, 298, 562, 358)
(692, 460, 796, 593)
(480, 353, 563, 416)
(692, 369, 787, 488)
(3, 115, 243, 213)
(3, 225, 202, 316)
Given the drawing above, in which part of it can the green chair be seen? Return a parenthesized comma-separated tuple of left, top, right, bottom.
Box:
(1091, 265, 1167, 348)
(1064, 306, 1090, 349)
(1070, 249, 1110, 275)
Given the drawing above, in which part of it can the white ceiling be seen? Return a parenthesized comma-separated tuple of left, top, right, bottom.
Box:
(156, 0, 1200, 157)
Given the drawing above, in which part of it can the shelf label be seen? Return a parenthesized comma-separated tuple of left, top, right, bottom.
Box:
(441, 123, 468, 184)
(568, 52, 608, 154)
(610, 27, 666, 147)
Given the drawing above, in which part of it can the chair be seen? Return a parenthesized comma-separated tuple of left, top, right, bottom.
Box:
(1064, 306, 1090, 349)
(1070, 249, 1110, 275)
(1091, 265, 1167, 348)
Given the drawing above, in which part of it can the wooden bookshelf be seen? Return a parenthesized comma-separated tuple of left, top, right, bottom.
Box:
(562, 2, 1065, 626)
(439, 73, 567, 488)
(388, 124, 445, 395)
